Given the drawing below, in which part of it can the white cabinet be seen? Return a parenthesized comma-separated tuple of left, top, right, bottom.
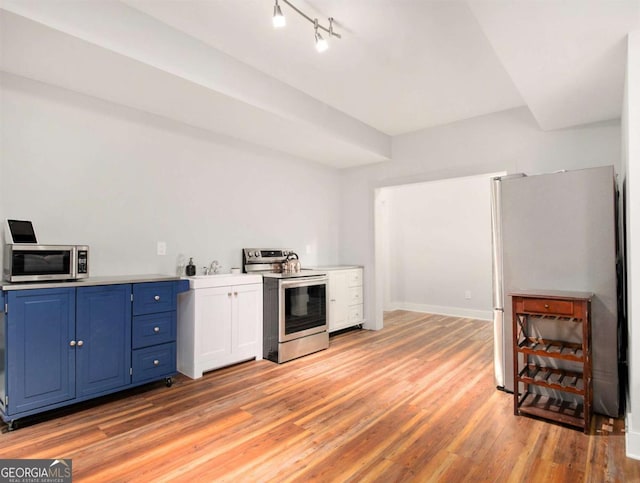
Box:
(177, 275, 262, 379)
(328, 267, 364, 333)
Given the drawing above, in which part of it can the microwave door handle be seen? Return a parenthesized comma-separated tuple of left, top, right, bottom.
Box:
(71, 247, 78, 278)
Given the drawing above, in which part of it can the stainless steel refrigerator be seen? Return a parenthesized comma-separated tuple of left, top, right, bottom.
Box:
(491, 165, 620, 417)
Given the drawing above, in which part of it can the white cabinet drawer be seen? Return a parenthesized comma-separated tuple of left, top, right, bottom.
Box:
(348, 286, 363, 305)
(348, 304, 364, 324)
(348, 269, 363, 287)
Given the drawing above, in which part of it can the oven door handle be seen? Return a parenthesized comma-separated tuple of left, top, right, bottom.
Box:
(280, 276, 327, 288)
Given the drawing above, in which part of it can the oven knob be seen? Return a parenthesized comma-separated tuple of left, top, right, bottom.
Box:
(250, 251, 257, 258)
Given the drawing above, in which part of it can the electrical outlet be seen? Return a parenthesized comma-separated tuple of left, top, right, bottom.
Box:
(157, 241, 167, 256)
(465, 290, 472, 300)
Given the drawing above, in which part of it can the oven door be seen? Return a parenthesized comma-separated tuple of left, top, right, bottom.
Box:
(279, 276, 328, 342)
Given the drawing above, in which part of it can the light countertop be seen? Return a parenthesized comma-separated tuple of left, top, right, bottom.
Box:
(2, 274, 183, 291)
(306, 265, 363, 271)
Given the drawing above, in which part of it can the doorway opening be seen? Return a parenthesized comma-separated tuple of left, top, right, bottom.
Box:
(373, 171, 505, 330)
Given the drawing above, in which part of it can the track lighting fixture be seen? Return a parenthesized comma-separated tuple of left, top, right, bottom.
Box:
(272, 0, 341, 53)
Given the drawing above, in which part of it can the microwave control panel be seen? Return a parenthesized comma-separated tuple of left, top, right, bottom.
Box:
(77, 249, 89, 274)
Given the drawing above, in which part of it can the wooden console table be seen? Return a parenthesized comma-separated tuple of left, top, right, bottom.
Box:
(511, 290, 593, 433)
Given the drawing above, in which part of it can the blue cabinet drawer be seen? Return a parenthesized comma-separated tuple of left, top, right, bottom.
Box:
(132, 342, 176, 383)
(132, 312, 176, 349)
(133, 282, 176, 315)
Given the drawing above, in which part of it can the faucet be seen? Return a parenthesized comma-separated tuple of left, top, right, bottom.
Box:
(202, 260, 222, 275)
(208, 260, 221, 274)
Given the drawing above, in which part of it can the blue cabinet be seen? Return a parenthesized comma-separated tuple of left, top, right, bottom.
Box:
(6, 288, 76, 415)
(76, 285, 132, 397)
(131, 282, 177, 384)
(1, 279, 187, 429)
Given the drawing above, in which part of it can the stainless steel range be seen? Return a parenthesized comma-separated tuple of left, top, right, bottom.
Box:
(243, 248, 329, 363)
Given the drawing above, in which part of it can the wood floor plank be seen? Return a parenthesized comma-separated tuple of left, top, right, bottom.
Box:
(1, 309, 639, 481)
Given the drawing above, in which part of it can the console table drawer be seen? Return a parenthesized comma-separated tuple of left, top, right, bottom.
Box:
(521, 298, 575, 316)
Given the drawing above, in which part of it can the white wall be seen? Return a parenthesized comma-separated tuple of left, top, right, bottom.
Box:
(379, 173, 501, 320)
(0, 73, 343, 276)
(625, 30, 640, 460)
(340, 107, 622, 329)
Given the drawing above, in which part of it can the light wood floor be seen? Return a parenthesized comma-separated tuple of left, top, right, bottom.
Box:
(2, 310, 639, 481)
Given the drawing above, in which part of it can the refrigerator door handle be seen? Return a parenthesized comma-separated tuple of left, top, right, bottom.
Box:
(490, 177, 504, 311)
(493, 308, 505, 388)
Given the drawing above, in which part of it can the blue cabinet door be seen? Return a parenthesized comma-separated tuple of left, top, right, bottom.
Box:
(7, 288, 76, 415)
(76, 285, 132, 397)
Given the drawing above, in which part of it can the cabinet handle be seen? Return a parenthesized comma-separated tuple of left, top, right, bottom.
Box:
(153, 359, 160, 366)
(77, 340, 84, 347)
(544, 304, 550, 309)
(330, 299, 336, 302)
(154, 295, 161, 301)
(228, 292, 232, 297)
(234, 292, 238, 297)
(153, 326, 160, 333)
(69, 340, 76, 347)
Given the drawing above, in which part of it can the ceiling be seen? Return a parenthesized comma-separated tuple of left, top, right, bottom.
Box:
(1, 0, 639, 168)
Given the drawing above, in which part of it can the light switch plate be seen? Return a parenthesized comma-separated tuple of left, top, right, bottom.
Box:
(157, 241, 167, 256)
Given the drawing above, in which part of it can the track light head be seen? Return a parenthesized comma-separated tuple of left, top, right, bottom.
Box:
(273, 0, 286, 28)
(314, 19, 328, 52)
(315, 31, 328, 52)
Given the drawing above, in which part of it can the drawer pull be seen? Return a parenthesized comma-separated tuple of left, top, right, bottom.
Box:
(153, 326, 160, 333)
(153, 359, 160, 366)
(154, 295, 161, 301)
(544, 304, 550, 309)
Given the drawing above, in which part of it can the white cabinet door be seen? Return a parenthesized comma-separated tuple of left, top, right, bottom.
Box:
(197, 286, 233, 373)
(178, 277, 263, 379)
(233, 284, 263, 361)
(329, 271, 349, 332)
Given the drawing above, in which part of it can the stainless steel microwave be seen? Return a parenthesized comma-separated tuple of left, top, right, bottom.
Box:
(3, 244, 89, 282)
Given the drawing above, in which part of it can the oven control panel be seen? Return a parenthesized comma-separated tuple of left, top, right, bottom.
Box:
(243, 248, 294, 263)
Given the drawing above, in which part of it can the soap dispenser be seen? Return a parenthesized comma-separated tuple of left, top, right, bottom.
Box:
(185, 257, 196, 276)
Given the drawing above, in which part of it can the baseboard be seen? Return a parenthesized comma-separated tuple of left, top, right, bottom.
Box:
(386, 302, 492, 321)
(626, 412, 640, 460)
